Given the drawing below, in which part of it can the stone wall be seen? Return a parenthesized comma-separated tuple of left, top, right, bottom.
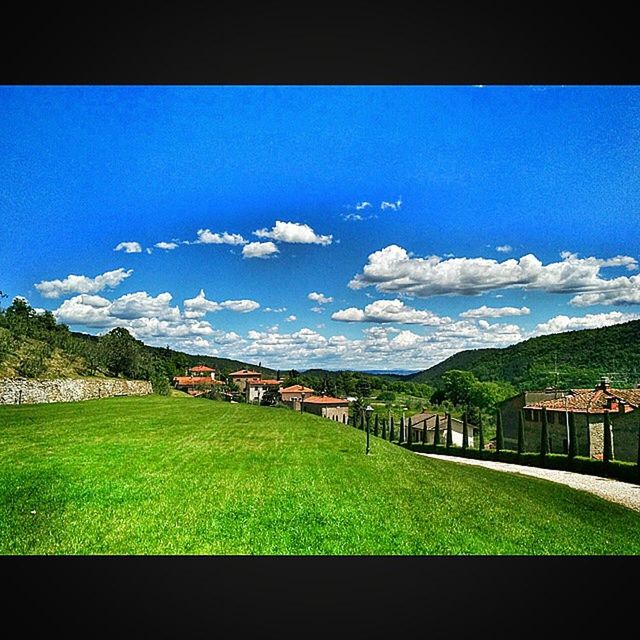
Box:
(0, 378, 153, 405)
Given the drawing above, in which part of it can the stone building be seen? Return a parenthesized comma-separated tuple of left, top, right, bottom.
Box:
(298, 395, 350, 422)
(245, 379, 281, 403)
(228, 369, 263, 392)
(279, 384, 315, 403)
(501, 377, 640, 461)
(409, 412, 475, 447)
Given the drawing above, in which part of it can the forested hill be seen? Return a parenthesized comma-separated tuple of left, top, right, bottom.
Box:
(406, 319, 640, 391)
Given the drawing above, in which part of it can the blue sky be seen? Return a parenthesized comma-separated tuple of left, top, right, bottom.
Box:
(1, 85, 639, 370)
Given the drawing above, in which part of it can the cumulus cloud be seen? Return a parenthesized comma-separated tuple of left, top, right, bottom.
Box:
(263, 307, 287, 313)
(331, 299, 451, 326)
(253, 221, 333, 245)
(196, 229, 247, 245)
(285, 315, 297, 322)
(154, 241, 178, 250)
(114, 242, 143, 253)
(569, 273, 640, 306)
(356, 202, 372, 210)
(35, 268, 133, 299)
(380, 197, 402, 211)
(110, 291, 181, 321)
(349, 245, 640, 299)
(308, 292, 333, 305)
(342, 213, 365, 222)
(183, 290, 260, 318)
(460, 305, 531, 318)
(534, 311, 640, 335)
(242, 241, 279, 259)
(496, 245, 513, 253)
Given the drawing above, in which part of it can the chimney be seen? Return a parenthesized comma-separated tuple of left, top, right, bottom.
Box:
(598, 376, 610, 391)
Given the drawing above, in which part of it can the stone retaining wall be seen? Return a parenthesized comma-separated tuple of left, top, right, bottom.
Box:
(0, 378, 153, 405)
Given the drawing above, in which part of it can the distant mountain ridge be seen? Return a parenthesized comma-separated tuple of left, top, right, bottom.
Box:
(405, 319, 640, 391)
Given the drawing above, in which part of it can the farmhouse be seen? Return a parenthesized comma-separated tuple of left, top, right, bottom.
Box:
(299, 395, 350, 423)
(280, 384, 315, 403)
(409, 412, 475, 447)
(228, 369, 263, 391)
(245, 378, 281, 403)
(500, 377, 640, 461)
(172, 364, 223, 396)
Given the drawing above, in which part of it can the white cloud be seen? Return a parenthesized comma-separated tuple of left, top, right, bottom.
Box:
(380, 197, 402, 211)
(285, 315, 297, 322)
(460, 305, 531, 318)
(307, 292, 333, 305)
(349, 245, 640, 299)
(242, 241, 279, 259)
(496, 245, 513, 253)
(263, 307, 287, 313)
(253, 221, 332, 245)
(196, 229, 247, 245)
(311, 307, 324, 314)
(154, 241, 178, 250)
(569, 273, 640, 306)
(331, 299, 451, 326)
(342, 213, 365, 222)
(35, 268, 134, 299)
(114, 242, 142, 253)
(355, 202, 372, 210)
(183, 290, 260, 318)
(534, 311, 640, 336)
(110, 291, 181, 321)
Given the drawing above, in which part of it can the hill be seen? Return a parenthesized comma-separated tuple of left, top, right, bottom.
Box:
(1, 394, 639, 554)
(407, 319, 640, 390)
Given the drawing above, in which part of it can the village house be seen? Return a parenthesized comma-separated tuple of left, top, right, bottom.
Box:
(245, 378, 281, 404)
(228, 369, 263, 392)
(408, 412, 475, 447)
(500, 377, 640, 461)
(172, 364, 223, 396)
(298, 395, 350, 423)
(279, 384, 315, 403)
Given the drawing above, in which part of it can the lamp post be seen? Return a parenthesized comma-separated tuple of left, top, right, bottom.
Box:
(365, 405, 373, 455)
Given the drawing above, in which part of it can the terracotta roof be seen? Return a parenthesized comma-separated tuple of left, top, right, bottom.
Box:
(525, 387, 640, 414)
(189, 365, 216, 372)
(280, 385, 315, 393)
(246, 379, 281, 386)
(229, 369, 261, 377)
(173, 376, 223, 386)
(302, 395, 349, 405)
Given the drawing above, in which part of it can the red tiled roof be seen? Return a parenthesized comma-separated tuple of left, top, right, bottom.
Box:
(280, 385, 315, 393)
(302, 395, 349, 405)
(189, 365, 216, 372)
(525, 387, 640, 414)
(229, 369, 261, 377)
(173, 376, 223, 386)
(246, 379, 281, 386)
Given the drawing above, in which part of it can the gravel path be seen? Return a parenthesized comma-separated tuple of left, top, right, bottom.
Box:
(416, 453, 640, 512)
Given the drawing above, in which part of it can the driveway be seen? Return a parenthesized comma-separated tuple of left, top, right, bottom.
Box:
(416, 453, 640, 512)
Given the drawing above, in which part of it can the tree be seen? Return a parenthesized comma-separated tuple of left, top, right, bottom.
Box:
(389, 416, 395, 442)
(99, 327, 146, 378)
(496, 409, 504, 454)
(433, 414, 440, 447)
(407, 418, 412, 446)
(540, 408, 549, 457)
(381, 415, 387, 440)
(568, 411, 577, 458)
(399, 416, 405, 444)
(374, 413, 379, 437)
(603, 411, 613, 463)
(462, 407, 469, 450)
(441, 370, 477, 407)
(517, 410, 525, 455)
(446, 413, 453, 449)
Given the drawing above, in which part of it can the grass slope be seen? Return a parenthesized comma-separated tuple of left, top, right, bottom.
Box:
(1, 396, 639, 555)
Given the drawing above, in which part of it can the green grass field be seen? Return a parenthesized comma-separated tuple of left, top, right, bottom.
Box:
(1, 395, 639, 555)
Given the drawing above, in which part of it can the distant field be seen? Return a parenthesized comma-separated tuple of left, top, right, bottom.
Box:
(1, 395, 639, 555)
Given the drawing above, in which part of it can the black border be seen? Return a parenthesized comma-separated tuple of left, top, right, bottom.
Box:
(3, 3, 639, 636)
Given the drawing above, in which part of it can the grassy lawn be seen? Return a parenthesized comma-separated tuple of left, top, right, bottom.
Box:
(1, 395, 639, 555)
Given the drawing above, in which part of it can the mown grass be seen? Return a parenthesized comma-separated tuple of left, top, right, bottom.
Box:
(1, 395, 639, 555)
